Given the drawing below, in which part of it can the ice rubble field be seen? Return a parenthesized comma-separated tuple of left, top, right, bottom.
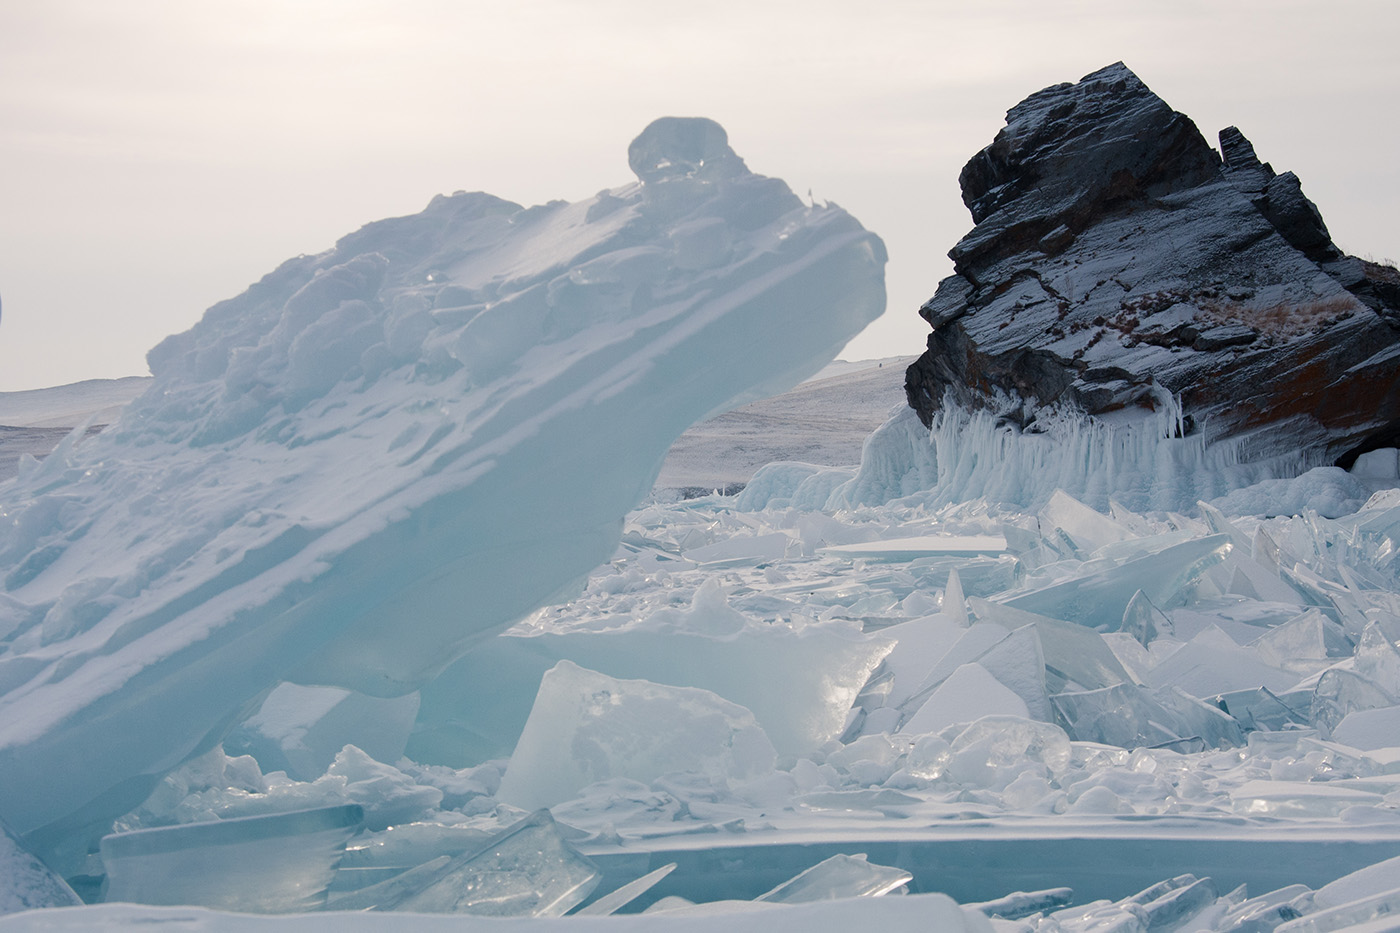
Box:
(7, 120, 1400, 931)
(9, 400, 1400, 932)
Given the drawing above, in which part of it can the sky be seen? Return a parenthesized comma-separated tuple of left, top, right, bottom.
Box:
(1, 0, 1398, 391)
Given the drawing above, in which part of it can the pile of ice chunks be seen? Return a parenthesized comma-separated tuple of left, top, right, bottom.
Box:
(16, 483, 1400, 921)
(18, 798, 1400, 932)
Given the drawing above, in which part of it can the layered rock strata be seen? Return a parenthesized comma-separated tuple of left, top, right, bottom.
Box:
(905, 62, 1400, 468)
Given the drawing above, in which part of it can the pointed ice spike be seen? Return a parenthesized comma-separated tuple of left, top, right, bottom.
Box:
(1198, 500, 1252, 553)
(943, 567, 969, 627)
(755, 853, 911, 903)
(1121, 590, 1168, 646)
(1253, 527, 1282, 575)
(574, 863, 677, 916)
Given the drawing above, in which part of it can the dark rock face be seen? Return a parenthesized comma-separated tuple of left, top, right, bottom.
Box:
(906, 62, 1400, 469)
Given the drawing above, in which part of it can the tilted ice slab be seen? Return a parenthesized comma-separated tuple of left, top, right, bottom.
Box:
(0, 116, 885, 866)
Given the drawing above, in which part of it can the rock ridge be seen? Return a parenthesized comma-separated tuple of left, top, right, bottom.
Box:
(906, 62, 1400, 469)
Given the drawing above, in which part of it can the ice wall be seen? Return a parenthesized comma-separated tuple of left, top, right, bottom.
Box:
(742, 393, 1330, 514)
(0, 117, 885, 867)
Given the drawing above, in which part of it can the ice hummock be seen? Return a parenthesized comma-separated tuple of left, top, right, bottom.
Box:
(0, 116, 885, 868)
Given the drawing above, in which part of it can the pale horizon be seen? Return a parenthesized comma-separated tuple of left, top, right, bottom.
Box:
(2, 0, 1397, 390)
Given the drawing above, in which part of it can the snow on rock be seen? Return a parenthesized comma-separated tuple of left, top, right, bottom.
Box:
(0, 116, 885, 867)
(495, 661, 777, 811)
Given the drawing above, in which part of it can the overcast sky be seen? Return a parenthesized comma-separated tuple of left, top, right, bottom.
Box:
(1, 0, 1397, 390)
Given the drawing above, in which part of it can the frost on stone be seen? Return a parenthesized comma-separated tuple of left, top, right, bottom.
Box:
(99, 804, 364, 913)
(496, 661, 776, 811)
(0, 117, 884, 865)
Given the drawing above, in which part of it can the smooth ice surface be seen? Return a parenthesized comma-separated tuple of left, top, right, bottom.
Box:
(100, 805, 363, 913)
(0, 117, 884, 863)
(496, 662, 776, 811)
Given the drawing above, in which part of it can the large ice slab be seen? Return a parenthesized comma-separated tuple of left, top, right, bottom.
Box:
(414, 582, 893, 763)
(496, 661, 776, 811)
(99, 804, 363, 913)
(0, 117, 884, 865)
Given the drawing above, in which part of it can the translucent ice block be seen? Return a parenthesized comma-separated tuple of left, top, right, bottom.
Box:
(496, 661, 776, 811)
(99, 804, 364, 913)
(755, 853, 911, 903)
(361, 809, 600, 916)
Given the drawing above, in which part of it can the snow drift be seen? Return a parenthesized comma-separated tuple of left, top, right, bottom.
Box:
(0, 116, 885, 867)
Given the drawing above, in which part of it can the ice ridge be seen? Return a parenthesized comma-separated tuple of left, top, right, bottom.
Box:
(0, 116, 885, 868)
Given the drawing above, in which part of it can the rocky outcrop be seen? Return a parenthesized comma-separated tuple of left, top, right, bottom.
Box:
(906, 62, 1400, 468)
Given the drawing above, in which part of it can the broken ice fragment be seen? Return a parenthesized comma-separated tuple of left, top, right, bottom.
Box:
(1002, 534, 1232, 630)
(970, 598, 1134, 691)
(1121, 589, 1169, 646)
(496, 661, 776, 811)
(969, 887, 1074, 920)
(1215, 686, 1311, 732)
(1129, 874, 1218, 931)
(1144, 625, 1299, 697)
(1273, 886, 1400, 933)
(374, 810, 598, 916)
(575, 862, 678, 916)
(1311, 669, 1396, 739)
(99, 804, 364, 913)
(756, 853, 912, 903)
(899, 663, 1029, 735)
(1053, 682, 1244, 750)
(1040, 489, 1135, 554)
